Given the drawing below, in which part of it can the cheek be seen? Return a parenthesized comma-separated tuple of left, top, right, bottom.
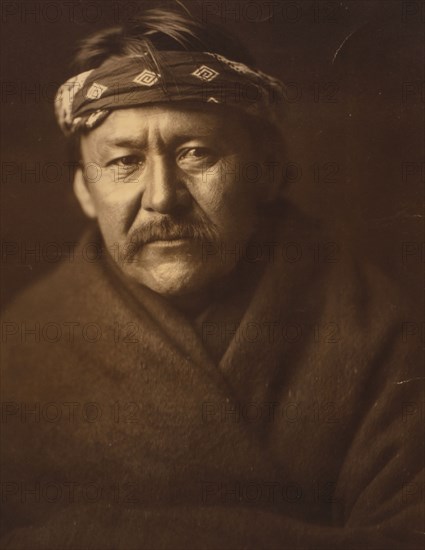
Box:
(191, 159, 259, 232)
(91, 180, 139, 208)
(90, 183, 141, 230)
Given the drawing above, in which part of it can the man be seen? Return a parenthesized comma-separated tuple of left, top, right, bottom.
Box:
(1, 6, 423, 549)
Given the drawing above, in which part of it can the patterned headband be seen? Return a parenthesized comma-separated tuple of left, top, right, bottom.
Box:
(54, 50, 286, 136)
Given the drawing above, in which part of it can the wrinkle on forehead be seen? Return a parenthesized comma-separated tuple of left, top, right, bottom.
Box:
(80, 104, 247, 161)
(87, 106, 227, 141)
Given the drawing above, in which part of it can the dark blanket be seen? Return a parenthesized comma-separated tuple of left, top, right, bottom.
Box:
(1, 205, 423, 549)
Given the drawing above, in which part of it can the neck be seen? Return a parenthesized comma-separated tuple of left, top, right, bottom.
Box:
(166, 289, 215, 318)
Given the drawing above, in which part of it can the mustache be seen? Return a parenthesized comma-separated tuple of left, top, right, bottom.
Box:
(123, 216, 220, 260)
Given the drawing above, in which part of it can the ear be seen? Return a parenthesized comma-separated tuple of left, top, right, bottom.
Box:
(73, 168, 97, 218)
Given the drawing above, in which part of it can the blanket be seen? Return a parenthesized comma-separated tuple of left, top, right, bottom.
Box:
(1, 203, 423, 549)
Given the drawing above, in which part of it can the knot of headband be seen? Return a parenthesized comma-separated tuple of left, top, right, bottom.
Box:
(54, 51, 286, 135)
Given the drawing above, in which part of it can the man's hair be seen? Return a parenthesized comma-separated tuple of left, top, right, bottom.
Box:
(72, 5, 255, 73)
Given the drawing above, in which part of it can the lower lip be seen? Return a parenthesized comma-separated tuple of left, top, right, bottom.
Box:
(145, 239, 192, 247)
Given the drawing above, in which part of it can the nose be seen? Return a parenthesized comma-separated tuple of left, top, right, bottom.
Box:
(141, 155, 190, 214)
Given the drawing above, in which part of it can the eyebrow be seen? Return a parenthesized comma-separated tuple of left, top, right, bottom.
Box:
(103, 138, 147, 149)
(102, 132, 220, 149)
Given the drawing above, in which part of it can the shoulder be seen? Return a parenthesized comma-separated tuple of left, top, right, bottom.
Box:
(1, 228, 109, 324)
(0, 228, 119, 378)
(281, 201, 408, 325)
(274, 202, 418, 376)
(320, 248, 421, 388)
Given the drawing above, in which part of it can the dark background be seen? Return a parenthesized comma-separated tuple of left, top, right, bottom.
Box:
(1, 0, 423, 307)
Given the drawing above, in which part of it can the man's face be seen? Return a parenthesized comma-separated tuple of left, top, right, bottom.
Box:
(78, 105, 273, 296)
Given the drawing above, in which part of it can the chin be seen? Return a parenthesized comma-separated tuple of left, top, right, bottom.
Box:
(126, 260, 228, 297)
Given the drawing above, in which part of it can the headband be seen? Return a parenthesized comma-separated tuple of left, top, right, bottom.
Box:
(54, 50, 286, 135)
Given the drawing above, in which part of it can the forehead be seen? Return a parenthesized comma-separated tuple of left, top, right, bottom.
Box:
(81, 104, 247, 147)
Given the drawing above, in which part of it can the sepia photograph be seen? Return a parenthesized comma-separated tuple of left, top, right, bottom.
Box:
(0, 0, 424, 548)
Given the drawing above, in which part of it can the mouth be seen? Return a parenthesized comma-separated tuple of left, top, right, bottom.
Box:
(144, 237, 192, 247)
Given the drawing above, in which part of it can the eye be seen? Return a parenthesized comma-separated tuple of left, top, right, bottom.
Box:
(177, 147, 217, 166)
(109, 155, 144, 169)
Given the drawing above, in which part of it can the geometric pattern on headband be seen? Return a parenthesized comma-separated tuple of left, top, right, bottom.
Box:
(54, 50, 286, 135)
(191, 65, 219, 82)
(85, 83, 108, 100)
(133, 70, 160, 86)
